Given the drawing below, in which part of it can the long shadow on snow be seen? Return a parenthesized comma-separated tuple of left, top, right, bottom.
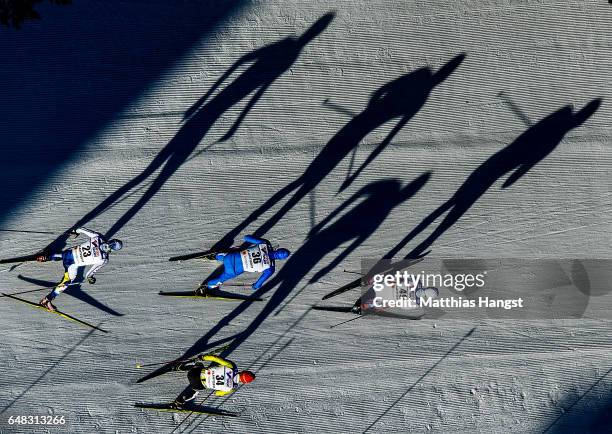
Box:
(165, 175, 431, 365)
(0, 327, 96, 416)
(386, 98, 602, 260)
(42, 12, 335, 247)
(0, 0, 249, 231)
(363, 327, 475, 433)
(26, 13, 333, 316)
(212, 54, 465, 250)
(17, 274, 122, 316)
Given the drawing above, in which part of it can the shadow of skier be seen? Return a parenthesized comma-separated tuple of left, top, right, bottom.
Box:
(338, 54, 465, 192)
(386, 98, 602, 260)
(49, 12, 335, 244)
(168, 174, 430, 362)
(214, 54, 465, 249)
(11, 13, 334, 318)
(16, 274, 122, 316)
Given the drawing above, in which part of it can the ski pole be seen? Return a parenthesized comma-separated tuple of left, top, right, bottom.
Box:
(330, 314, 365, 329)
(135, 343, 232, 368)
(497, 91, 533, 127)
(0, 287, 50, 297)
(135, 359, 184, 369)
(322, 98, 358, 118)
(343, 269, 363, 276)
(135, 352, 222, 368)
(0, 264, 19, 273)
(0, 229, 57, 235)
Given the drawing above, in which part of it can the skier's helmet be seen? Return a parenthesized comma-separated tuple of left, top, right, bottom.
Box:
(237, 371, 256, 384)
(101, 239, 123, 253)
(271, 248, 290, 260)
(415, 286, 439, 305)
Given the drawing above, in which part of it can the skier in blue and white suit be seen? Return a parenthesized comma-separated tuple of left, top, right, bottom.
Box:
(37, 227, 123, 311)
(206, 235, 290, 290)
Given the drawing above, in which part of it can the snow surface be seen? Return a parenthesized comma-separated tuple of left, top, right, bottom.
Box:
(1, 1, 611, 433)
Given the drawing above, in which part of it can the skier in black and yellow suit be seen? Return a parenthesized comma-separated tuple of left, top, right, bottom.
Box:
(173, 354, 255, 407)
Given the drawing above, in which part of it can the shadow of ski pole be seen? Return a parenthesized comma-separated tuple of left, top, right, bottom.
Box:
(0, 326, 98, 415)
(363, 327, 476, 433)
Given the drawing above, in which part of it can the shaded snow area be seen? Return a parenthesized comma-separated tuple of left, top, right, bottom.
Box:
(1, 1, 610, 433)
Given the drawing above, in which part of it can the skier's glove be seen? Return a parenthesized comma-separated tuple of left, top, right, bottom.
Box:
(87, 276, 96, 285)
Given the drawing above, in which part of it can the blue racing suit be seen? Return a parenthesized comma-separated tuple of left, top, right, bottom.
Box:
(207, 235, 275, 290)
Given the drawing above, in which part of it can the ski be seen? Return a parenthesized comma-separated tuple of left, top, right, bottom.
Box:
(312, 305, 358, 313)
(321, 257, 425, 300)
(1, 293, 108, 333)
(0, 253, 41, 265)
(159, 290, 263, 302)
(134, 402, 239, 417)
(168, 249, 218, 262)
(0, 287, 53, 298)
(136, 343, 232, 383)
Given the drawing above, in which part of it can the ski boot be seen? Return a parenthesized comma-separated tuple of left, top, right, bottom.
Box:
(170, 400, 184, 410)
(195, 285, 209, 297)
(172, 390, 197, 409)
(39, 296, 57, 312)
(200, 252, 218, 261)
(196, 282, 221, 297)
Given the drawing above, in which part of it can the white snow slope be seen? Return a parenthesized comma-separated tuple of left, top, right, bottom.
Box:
(1, 1, 611, 433)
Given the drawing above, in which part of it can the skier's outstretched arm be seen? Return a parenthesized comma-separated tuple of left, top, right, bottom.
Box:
(76, 227, 101, 238)
(253, 267, 274, 290)
(201, 354, 236, 370)
(85, 259, 108, 280)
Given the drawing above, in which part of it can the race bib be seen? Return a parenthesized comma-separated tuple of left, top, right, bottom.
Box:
(73, 237, 106, 266)
(240, 243, 271, 272)
(203, 365, 236, 392)
(362, 276, 421, 310)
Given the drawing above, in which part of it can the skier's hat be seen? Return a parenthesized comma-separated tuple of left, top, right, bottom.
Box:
(237, 371, 256, 384)
(271, 248, 290, 260)
(101, 239, 123, 253)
